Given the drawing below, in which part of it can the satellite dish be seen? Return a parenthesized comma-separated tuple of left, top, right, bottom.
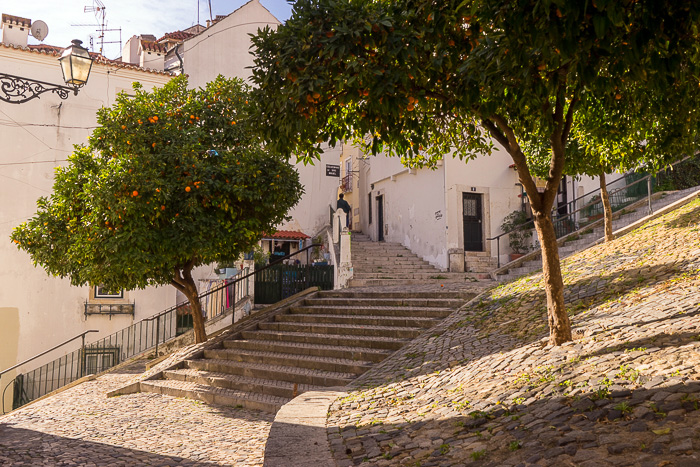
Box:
(30, 20, 49, 42)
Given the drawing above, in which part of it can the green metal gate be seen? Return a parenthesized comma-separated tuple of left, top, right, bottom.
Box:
(254, 264, 334, 304)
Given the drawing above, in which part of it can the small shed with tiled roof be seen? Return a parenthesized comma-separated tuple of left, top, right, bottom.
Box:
(261, 231, 311, 259)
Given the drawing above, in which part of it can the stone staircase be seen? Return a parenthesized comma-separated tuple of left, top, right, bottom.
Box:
(139, 289, 469, 413)
(464, 251, 498, 274)
(495, 187, 700, 282)
(349, 233, 486, 286)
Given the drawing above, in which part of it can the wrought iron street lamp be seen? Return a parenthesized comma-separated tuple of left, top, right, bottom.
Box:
(0, 39, 94, 104)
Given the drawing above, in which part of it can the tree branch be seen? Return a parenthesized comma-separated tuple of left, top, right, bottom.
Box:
(561, 88, 579, 145)
(489, 114, 543, 213)
(481, 118, 509, 150)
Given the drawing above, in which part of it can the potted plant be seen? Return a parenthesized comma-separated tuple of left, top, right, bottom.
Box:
(501, 210, 533, 261)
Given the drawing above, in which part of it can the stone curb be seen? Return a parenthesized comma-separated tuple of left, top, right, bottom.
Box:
(263, 387, 347, 467)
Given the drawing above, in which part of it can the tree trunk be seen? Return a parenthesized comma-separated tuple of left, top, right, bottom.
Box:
(171, 261, 207, 344)
(180, 280, 207, 344)
(599, 174, 614, 242)
(532, 210, 572, 345)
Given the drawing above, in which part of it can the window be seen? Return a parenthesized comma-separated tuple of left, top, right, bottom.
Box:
(94, 285, 124, 299)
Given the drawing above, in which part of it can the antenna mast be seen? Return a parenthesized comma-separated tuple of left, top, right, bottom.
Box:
(73, 0, 122, 57)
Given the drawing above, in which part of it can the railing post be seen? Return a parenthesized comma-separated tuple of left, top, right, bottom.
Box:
(80, 333, 86, 378)
(496, 237, 500, 268)
(231, 282, 236, 326)
(647, 176, 653, 215)
(154, 315, 160, 358)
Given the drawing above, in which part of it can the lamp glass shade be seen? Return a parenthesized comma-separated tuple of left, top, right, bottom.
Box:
(59, 40, 93, 87)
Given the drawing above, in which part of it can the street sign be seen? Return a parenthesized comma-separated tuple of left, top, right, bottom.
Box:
(326, 164, 340, 177)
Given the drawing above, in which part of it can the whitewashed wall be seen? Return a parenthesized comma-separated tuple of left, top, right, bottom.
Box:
(181, 0, 280, 89)
(0, 46, 174, 410)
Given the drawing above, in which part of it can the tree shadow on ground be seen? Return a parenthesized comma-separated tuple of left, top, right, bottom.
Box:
(662, 204, 700, 229)
(460, 257, 698, 348)
(323, 380, 700, 467)
(0, 425, 220, 466)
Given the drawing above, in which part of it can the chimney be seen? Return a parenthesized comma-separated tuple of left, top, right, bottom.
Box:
(1, 14, 31, 47)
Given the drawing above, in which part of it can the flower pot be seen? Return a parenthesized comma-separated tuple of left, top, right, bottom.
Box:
(509, 253, 525, 262)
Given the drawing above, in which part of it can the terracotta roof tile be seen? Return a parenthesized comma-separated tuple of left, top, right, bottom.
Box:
(2, 14, 30, 27)
(141, 40, 167, 53)
(264, 231, 311, 240)
(0, 42, 174, 76)
(28, 44, 63, 54)
(157, 31, 194, 43)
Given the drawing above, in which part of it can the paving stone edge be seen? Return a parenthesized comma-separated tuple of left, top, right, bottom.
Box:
(263, 387, 348, 467)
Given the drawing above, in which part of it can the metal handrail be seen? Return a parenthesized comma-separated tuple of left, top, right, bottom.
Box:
(1, 329, 98, 414)
(0, 330, 98, 378)
(487, 173, 655, 267)
(2, 243, 326, 412)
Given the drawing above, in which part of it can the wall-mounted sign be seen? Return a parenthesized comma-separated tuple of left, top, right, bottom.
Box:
(326, 164, 340, 177)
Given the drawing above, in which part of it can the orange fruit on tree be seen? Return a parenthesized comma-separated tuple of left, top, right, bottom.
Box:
(121, 125, 126, 130)
(185, 186, 191, 192)
(132, 190, 139, 197)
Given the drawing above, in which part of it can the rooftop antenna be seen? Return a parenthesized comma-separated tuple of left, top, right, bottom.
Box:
(84, 0, 106, 54)
(72, 0, 122, 58)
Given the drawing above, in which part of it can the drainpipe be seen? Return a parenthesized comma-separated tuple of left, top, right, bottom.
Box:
(175, 43, 184, 75)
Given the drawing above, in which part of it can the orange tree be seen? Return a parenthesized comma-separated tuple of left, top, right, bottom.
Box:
(11, 75, 302, 343)
(250, 0, 700, 345)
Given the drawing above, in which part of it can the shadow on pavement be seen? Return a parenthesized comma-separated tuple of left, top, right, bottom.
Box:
(0, 425, 220, 466)
(328, 380, 700, 466)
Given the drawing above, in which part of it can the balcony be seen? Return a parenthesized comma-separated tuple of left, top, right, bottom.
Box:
(341, 173, 353, 192)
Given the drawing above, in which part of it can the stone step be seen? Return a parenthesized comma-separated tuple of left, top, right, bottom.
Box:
(352, 264, 436, 271)
(186, 358, 355, 387)
(240, 329, 407, 351)
(316, 290, 473, 300)
(275, 312, 441, 328)
(162, 368, 324, 400)
(222, 339, 392, 363)
(203, 348, 373, 375)
(140, 379, 289, 413)
(303, 297, 463, 308)
(257, 321, 425, 339)
(352, 272, 461, 280)
(295, 303, 455, 317)
(348, 278, 481, 287)
(351, 258, 427, 265)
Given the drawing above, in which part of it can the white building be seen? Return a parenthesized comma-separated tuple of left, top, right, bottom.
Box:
(0, 13, 174, 413)
(342, 143, 602, 272)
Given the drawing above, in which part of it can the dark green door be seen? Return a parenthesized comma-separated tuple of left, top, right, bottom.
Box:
(463, 193, 483, 252)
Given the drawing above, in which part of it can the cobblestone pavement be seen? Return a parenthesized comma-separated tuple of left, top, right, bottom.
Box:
(0, 360, 273, 466)
(327, 196, 700, 466)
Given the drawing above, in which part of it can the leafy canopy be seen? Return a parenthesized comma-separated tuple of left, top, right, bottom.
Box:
(12, 75, 303, 292)
(251, 0, 700, 175)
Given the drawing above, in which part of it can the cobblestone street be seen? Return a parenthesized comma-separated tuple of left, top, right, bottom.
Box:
(0, 361, 272, 466)
(327, 197, 700, 466)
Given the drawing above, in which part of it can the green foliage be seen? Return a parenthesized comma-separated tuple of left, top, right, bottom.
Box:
(252, 0, 700, 168)
(251, 0, 700, 345)
(12, 75, 303, 294)
(500, 210, 533, 254)
(656, 156, 700, 191)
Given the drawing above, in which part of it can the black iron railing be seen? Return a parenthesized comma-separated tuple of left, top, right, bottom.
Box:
(488, 173, 657, 267)
(1, 330, 98, 413)
(2, 246, 331, 412)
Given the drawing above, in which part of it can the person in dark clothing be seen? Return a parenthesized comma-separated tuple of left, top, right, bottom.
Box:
(337, 193, 351, 228)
